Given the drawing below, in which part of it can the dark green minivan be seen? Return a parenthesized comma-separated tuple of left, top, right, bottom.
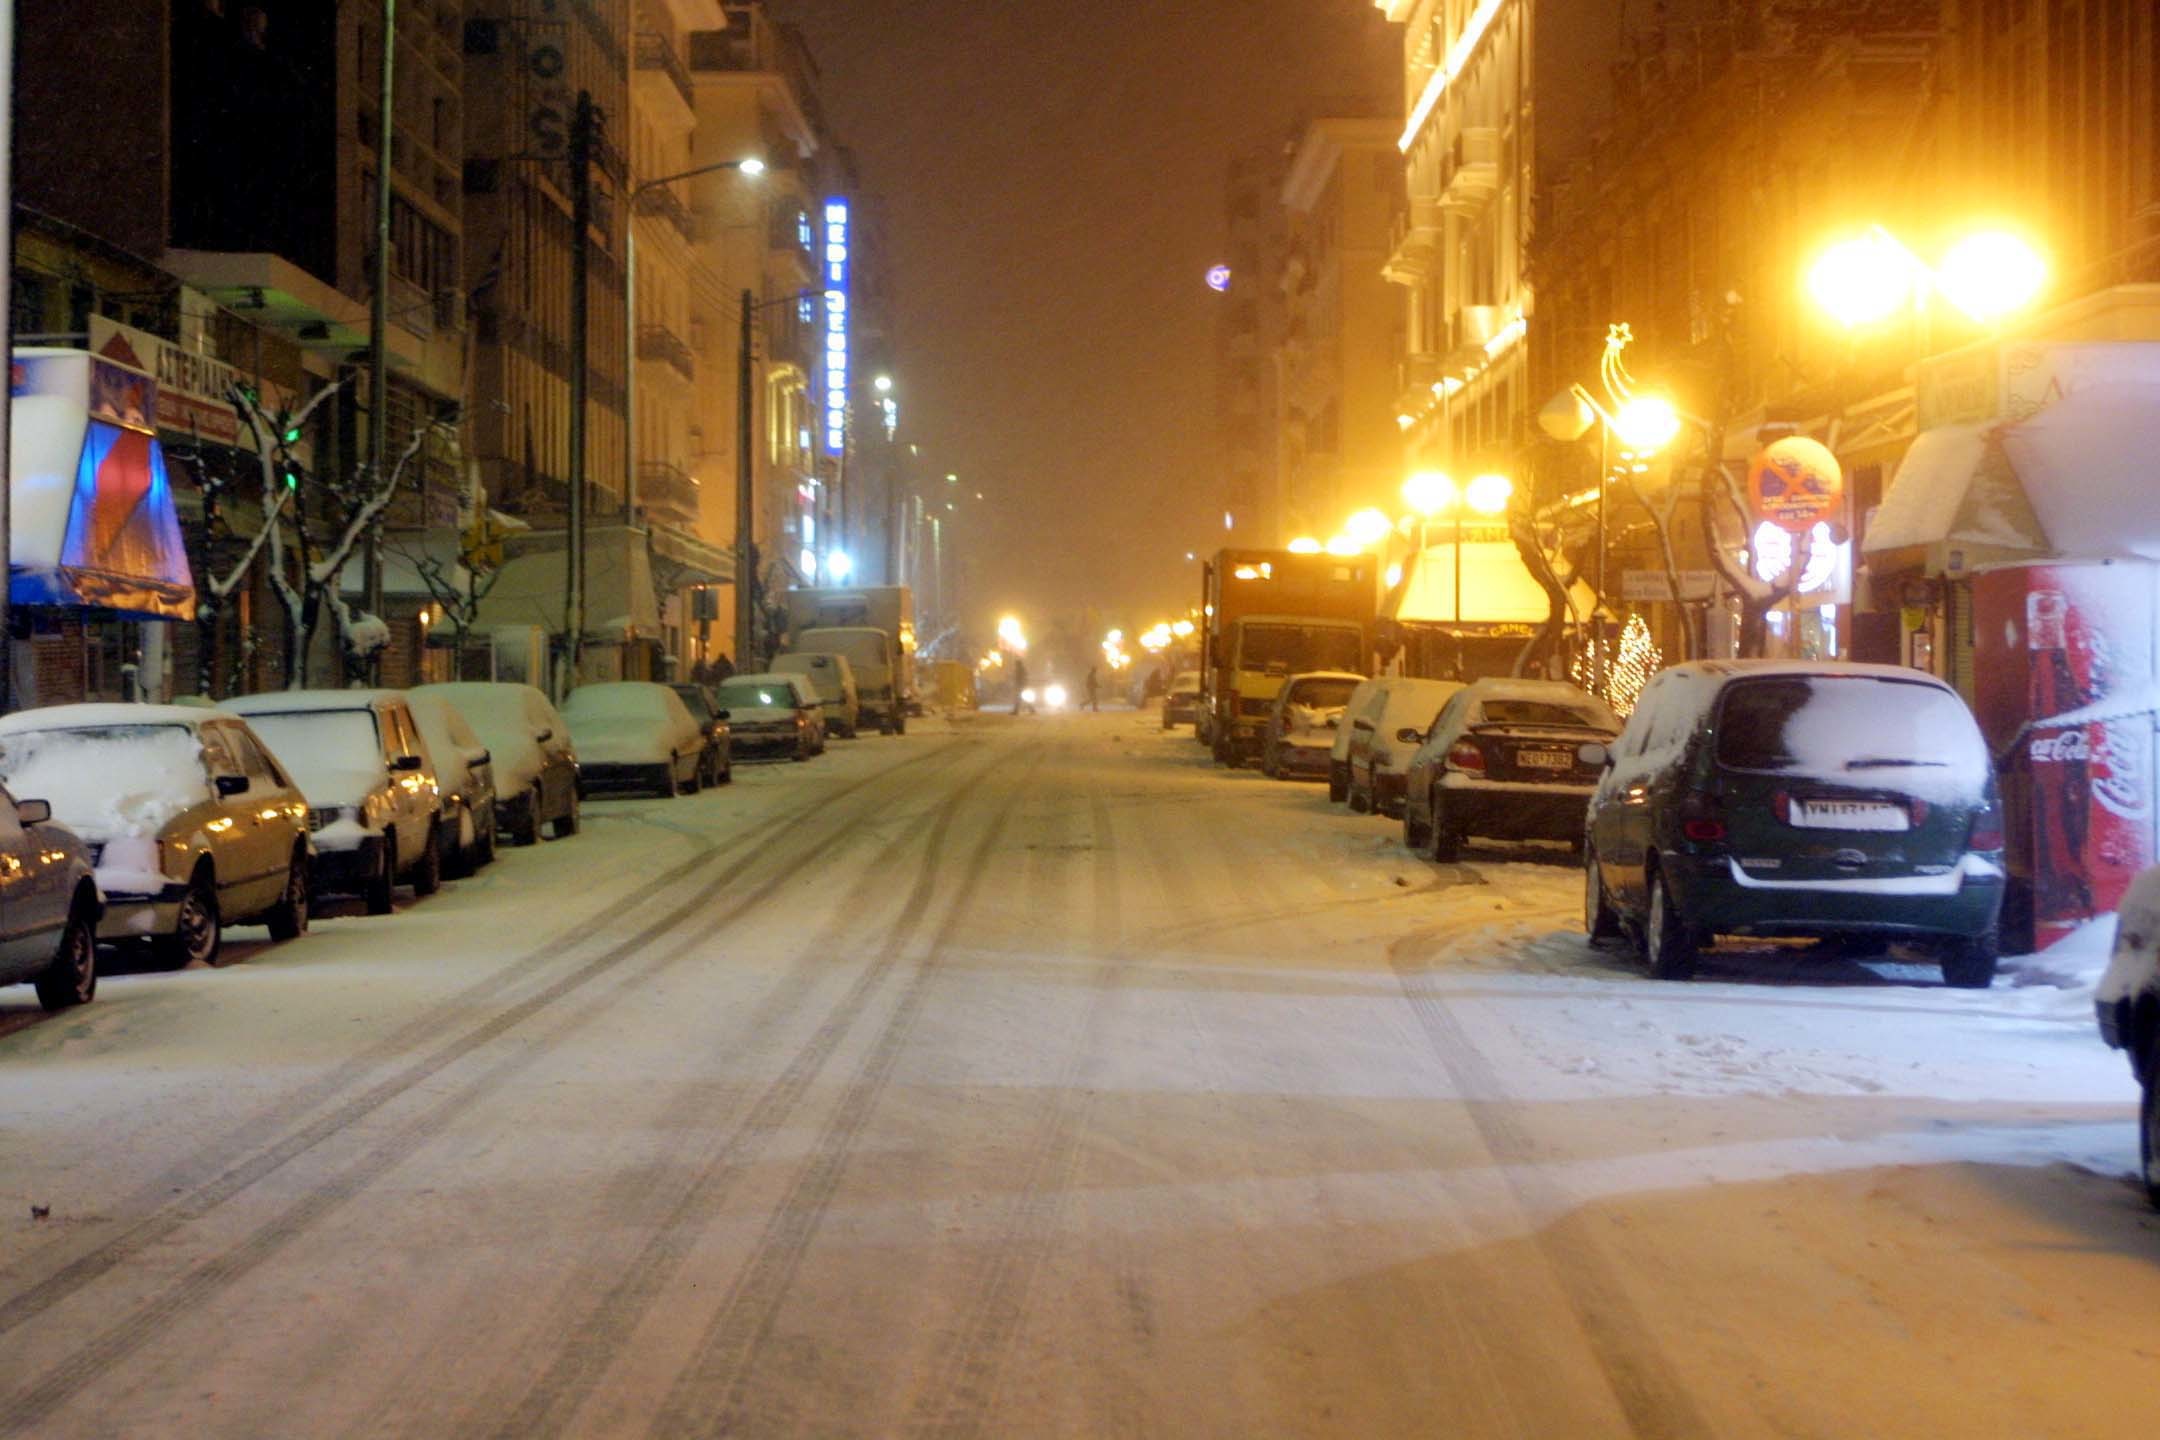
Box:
(1583, 661, 2005, 986)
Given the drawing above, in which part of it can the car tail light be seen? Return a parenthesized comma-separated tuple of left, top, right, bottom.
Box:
(1446, 739, 1485, 773)
(1908, 797, 1931, 826)
(1683, 818, 1727, 842)
(1771, 790, 1790, 824)
(1967, 801, 2004, 852)
(1679, 792, 1726, 844)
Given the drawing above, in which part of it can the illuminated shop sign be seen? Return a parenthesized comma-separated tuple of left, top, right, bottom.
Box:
(823, 199, 849, 454)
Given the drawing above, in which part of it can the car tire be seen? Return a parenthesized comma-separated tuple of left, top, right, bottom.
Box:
(2140, 1029, 2160, 1210)
(1347, 767, 1371, 815)
(1427, 796, 1462, 863)
(552, 791, 582, 838)
(894, 712, 907, 736)
(266, 849, 311, 942)
(663, 760, 682, 798)
(1940, 930, 1999, 989)
(1403, 799, 1431, 853)
(1328, 764, 1347, 804)
(1261, 743, 1279, 779)
(473, 807, 497, 867)
(1645, 867, 1699, 980)
(156, 869, 222, 969)
(365, 838, 395, 915)
(685, 755, 704, 795)
(410, 823, 444, 898)
(1584, 845, 1623, 944)
(717, 755, 733, 785)
(511, 787, 542, 846)
(35, 897, 97, 1011)
(881, 712, 895, 736)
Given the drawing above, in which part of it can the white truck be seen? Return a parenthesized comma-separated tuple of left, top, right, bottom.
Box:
(783, 585, 916, 735)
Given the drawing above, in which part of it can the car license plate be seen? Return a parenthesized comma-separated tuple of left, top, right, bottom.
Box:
(1789, 798, 1909, 831)
(1517, 749, 1571, 770)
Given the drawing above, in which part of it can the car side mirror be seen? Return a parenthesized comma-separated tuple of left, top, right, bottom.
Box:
(715, 709, 730, 721)
(466, 747, 492, 768)
(391, 754, 424, 772)
(15, 798, 50, 825)
(534, 728, 554, 743)
(1577, 741, 1611, 768)
(214, 774, 251, 797)
(1397, 727, 1425, 745)
(1325, 715, 1340, 728)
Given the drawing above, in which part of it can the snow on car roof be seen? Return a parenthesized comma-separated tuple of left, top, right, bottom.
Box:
(0, 702, 232, 733)
(1654, 658, 1959, 689)
(223, 688, 409, 714)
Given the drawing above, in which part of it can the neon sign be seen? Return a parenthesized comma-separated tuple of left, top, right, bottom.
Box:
(823, 199, 850, 454)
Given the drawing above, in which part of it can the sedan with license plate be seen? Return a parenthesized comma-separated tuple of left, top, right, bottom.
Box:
(716, 674, 823, 761)
(1401, 680, 1620, 864)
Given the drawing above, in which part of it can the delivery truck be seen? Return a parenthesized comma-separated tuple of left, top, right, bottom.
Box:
(1199, 550, 1376, 767)
(783, 585, 916, 735)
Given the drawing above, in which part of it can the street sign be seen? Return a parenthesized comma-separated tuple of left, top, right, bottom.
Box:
(1748, 435, 1843, 533)
(1621, 569, 1717, 602)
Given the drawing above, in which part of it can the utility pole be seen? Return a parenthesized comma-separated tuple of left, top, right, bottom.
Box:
(363, 0, 397, 680)
(0, 0, 13, 710)
(565, 90, 595, 688)
(734, 288, 755, 667)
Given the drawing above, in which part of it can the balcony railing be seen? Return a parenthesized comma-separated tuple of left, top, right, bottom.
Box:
(637, 460, 699, 526)
(635, 32, 695, 112)
(636, 323, 696, 381)
(635, 182, 696, 243)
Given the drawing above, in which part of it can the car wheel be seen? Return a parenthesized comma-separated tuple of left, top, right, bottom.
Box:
(365, 838, 395, 915)
(551, 791, 581, 838)
(266, 849, 311, 942)
(717, 755, 733, 785)
(881, 712, 896, 736)
(1328, 763, 1347, 804)
(34, 896, 97, 1011)
(511, 787, 542, 846)
(663, 760, 682, 798)
(1261, 743, 1279, 779)
(1645, 868, 1699, 980)
(894, 713, 907, 736)
(1584, 845, 1622, 944)
(685, 754, 704, 794)
(1403, 799, 1431, 852)
(1347, 766, 1371, 815)
(1428, 796, 1462, 863)
(410, 823, 444, 898)
(2141, 1029, 2160, 1210)
(156, 870, 222, 969)
(1940, 930, 2000, 989)
(474, 806, 497, 867)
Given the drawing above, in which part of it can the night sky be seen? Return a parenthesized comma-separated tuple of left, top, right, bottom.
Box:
(771, 1, 1400, 636)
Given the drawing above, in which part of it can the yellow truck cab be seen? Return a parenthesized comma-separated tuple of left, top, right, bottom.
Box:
(1200, 550, 1376, 768)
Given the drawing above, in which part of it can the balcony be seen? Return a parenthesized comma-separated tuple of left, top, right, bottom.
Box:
(634, 32, 696, 131)
(637, 461, 700, 528)
(1383, 199, 1445, 284)
(1439, 127, 1500, 216)
(637, 324, 696, 382)
(635, 182, 697, 244)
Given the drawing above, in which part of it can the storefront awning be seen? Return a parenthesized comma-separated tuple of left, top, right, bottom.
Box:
(1863, 422, 2048, 570)
(1999, 383, 2160, 561)
(9, 349, 196, 620)
(472, 528, 659, 638)
(1390, 539, 1597, 625)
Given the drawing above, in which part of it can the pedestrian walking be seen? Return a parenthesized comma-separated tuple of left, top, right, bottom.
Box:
(1012, 657, 1035, 714)
(1085, 665, 1101, 712)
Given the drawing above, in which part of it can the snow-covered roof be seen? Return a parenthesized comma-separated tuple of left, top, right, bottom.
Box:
(1999, 383, 2160, 561)
(1653, 658, 1957, 687)
(0, 702, 222, 733)
(222, 688, 406, 715)
(473, 535, 659, 637)
(1864, 423, 2045, 557)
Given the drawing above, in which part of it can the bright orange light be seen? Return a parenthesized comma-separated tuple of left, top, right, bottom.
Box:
(1344, 509, 1392, 547)
(1936, 231, 2047, 324)
(1401, 471, 1456, 517)
(1286, 536, 1322, 554)
(1465, 473, 1513, 515)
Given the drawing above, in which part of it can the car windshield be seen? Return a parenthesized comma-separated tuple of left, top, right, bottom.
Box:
(1288, 678, 1358, 710)
(1242, 625, 1362, 674)
(1715, 675, 1989, 799)
(670, 688, 714, 722)
(717, 682, 793, 712)
(0, 724, 210, 839)
(232, 711, 383, 805)
(566, 687, 664, 720)
(1476, 699, 1607, 728)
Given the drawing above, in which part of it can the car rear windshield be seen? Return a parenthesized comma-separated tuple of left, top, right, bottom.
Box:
(717, 682, 792, 712)
(1242, 625, 1362, 674)
(1289, 679, 1359, 709)
(1476, 699, 1606, 728)
(1715, 675, 1989, 795)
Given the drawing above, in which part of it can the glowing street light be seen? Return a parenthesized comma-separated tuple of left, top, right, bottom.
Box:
(1611, 396, 1681, 454)
(1171, 619, 1195, 638)
(1935, 231, 2048, 325)
(996, 614, 1028, 653)
(1807, 228, 1923, 329)
(826, 550, 855, 582)
(1324, 535, 1362, 556)
(872, 374, 894, 394)
(1465, 473, 1514, 515)
(1401, 470, 1457, 518)
(1344, 508, 1393, 547)
(1286, 536, 1322, 554)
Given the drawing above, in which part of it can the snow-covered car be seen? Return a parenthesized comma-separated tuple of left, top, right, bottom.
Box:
(562, 682, 707, 796)
(412, 682, 580, 844)
(1584, 661, 2004, 984)
(1162, 669, 1202, 731)
(0, 781, 98, 1011)
(0, 704, 311, 965)
(796, 626, 904, 734)
(1260, 671, 1363, 781)
(1328, 679, 1385, 801)
(224, 691, 446, 915)
(407, 693, 498, 878)
(714, 673, 823, 761)
(2098, 865, 2160, 1205)
(1402, 679, 1619, 865)
(667, 683, 735, 788)
(772, 652, 860, 739)
(1346, 677, 1464, 817)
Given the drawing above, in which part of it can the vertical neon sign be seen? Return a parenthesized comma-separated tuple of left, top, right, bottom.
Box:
(823, 199, 849, 455)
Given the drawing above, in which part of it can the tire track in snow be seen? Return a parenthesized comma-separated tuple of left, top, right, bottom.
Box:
(0, 739, 972, 1351)
(459, 739, 1021, 1440)
(1386, 920, 1720, 1440)
(0, 740, 984, 1437)
(643, 745, 1052, 1437)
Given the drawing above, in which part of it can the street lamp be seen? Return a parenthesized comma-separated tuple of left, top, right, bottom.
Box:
(1806, 224, 2048, 329)
(1344, 508, 1393, 548)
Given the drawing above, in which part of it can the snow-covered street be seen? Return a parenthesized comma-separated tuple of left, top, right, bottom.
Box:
(4, 707, 2158, 1438)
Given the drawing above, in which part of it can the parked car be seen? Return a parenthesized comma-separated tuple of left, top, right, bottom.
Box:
(562, 682, 708, 797)
(1163, 669, 1203, 732)
(1401, 679, 1620, 865)
(407, 693, 499, 878)
(1260, 672, 1364, 781)
(2098, 865, 2160, 1205)
(1346, 678, 1464, 817)
(667, 683, 736, 787)
(412, 682, 580, 845)
(0, 781, 98, 1011)
(1583, 661, 2005, 985)
(1328, 679, 1386, 801)
(224, 691, 446, 915)
(772, 651, 861, 738)
(715, 673, 824, 761)
(0, 704, 311, 966)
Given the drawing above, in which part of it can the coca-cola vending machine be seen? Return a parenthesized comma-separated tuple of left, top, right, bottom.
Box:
(1972, 560, 2159, 952)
